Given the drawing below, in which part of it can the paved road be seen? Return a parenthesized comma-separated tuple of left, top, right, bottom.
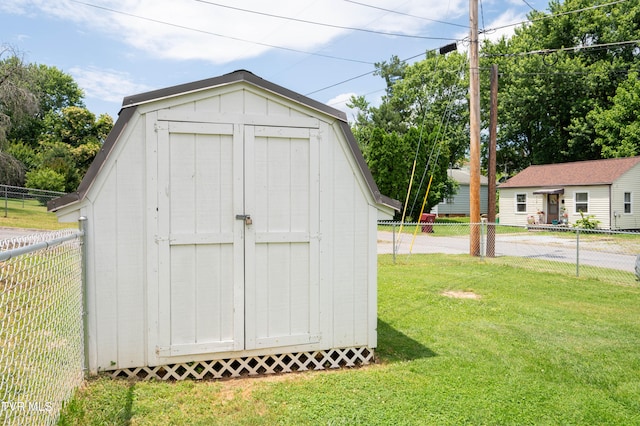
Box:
(377, 231, 638, 273)
(2, 227, 637, 274)
(0, 227, 50, 241)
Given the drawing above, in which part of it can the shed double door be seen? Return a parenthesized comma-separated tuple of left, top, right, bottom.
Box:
(154, 118, 320, 358)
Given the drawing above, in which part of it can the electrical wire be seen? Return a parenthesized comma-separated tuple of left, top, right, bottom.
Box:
(69, 0, 375, 64)
(343, 0, 469, 29)
(482, 39, 640, 58)
(194, 0, 457, 41)
(482, 0, 628, 36)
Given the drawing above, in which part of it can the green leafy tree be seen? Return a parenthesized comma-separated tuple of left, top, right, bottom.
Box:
(351, 51, 468, 215)
(7, 63, 85, 147)
(480, 0, 640, 173)
(0, 47, 38, 146)
(590, 71, 640, 158)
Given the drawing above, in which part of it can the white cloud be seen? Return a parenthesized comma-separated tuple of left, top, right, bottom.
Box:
(482, 9, 529, 43)
(69, 66, 153, 104)
(7, 0, 468, 64)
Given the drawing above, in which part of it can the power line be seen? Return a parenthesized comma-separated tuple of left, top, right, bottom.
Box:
(482, 0, 628, 36)
(194, 0, 457, 41)
(343, 0, 468, 29)
(305, 47, 454, 96)
(69, 0, 375, 65)
(482, 39, 640, 58)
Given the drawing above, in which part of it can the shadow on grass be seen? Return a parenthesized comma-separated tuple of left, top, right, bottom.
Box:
(376, 319, 437, 362)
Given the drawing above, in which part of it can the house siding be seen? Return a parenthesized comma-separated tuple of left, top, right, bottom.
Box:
(499, 185, 612, 228)
(435, 184, 489, 216)
(565, 186, 611, 229)
(610, 163, 640, 229)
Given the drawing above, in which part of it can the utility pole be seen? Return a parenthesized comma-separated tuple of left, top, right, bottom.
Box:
(469, 0, 481, 256)
(487, 64, 498, 257)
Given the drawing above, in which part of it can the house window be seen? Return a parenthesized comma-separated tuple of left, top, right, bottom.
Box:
(575, 192, 589, 213)
(624, 192, 632, 214)
(446, 197, 454, 204)
(516, 193, 527, 213)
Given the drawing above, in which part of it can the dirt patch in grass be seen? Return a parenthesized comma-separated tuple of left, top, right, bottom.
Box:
(441, 290, 482, 299)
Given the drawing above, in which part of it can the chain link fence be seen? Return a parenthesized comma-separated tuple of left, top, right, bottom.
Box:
(0, 228, 85, 425)
(379, 221, 640, 286)
(1, 185, 66, 218)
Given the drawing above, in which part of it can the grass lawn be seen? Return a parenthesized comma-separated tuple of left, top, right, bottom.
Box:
(0, 198, 69, 230)
(59, 254, 640, 425)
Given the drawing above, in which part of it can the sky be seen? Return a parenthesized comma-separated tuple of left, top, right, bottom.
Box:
(1, 0, 550, 121)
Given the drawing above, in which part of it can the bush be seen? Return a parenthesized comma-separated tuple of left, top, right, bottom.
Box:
(25, 168, 65, 192)
(573, 211, 600, 229)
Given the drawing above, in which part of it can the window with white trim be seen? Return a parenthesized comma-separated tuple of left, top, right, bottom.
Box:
(575, 192, 589, 213)
(516, 193, 527, 213)
(624, 192, 632, 214)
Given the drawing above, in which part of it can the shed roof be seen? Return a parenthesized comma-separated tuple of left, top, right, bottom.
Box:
(498, 156, 640, 189)
(48, 70, 400, 212)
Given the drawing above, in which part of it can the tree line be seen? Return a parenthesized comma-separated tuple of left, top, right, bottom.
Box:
(0, 46, 112, 193)
(349, 0, 640, 217)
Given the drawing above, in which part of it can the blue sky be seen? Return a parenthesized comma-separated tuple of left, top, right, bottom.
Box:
(1, 0, 548, 121)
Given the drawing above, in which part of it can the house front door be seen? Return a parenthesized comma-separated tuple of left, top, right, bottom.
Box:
(151, 116, 320, 363)
(547, 194, 559, 224)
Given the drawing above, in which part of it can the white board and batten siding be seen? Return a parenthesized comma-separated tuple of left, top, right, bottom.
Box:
(50, 71, 396, 373)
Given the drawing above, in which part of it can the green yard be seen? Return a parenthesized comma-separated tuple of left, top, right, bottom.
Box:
(59, 254, 640, 425)
(0, 198, 69, 230)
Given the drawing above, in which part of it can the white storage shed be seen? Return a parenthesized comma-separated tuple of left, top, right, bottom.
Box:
(49, 70, 399, 379)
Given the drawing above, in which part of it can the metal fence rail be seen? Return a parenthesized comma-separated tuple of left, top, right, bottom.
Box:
(0, 229, 84, 425)
(379, 221, 640, 285)
(1, 185, 66, 218)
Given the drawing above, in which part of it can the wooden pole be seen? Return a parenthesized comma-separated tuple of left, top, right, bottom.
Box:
(469, 0, 481, 256)
(487, 64, 498, 257)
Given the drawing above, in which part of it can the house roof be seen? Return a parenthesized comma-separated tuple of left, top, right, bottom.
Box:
(447, 168, 489, 185)
(48, 70, 401, 212)
(499, 156, 640, 189)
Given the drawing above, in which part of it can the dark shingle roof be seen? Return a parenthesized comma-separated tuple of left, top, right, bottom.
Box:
(499, 156, 640, 188)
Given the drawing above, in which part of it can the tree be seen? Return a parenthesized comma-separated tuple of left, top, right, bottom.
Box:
(0, 50, 113, 191)
(0, 46, 38, 147)
(7, 63, 85, 147)
(480, 0, 640, 173)
(590, 71, 640, 158)
(0, 151, 24, 186)
(350, 51, 468, 214)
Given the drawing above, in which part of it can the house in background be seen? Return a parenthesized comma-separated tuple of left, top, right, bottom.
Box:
(433, 168, 488, 217)
(498, 156, 640, 229)
(48, 70, 399, 379)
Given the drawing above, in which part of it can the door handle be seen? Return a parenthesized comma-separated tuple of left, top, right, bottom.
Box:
(235, 214, 252, 225)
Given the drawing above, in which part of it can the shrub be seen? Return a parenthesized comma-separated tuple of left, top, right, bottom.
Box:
(25, 168, 65, 192)
(573, 211, 600, 229)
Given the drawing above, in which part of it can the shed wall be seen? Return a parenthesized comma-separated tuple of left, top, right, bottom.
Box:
(79, 84, 381, 372)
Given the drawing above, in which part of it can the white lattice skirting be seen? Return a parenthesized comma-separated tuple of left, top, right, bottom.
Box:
(110, 347, 374, 380)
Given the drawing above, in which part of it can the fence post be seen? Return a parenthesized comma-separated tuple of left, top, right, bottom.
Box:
(78, 216, 90, 376)
(480, 219, 486, 260)
(3, 185, 7, 218)
(392, 222, 396, 264)
(576, 228, 580, 277)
